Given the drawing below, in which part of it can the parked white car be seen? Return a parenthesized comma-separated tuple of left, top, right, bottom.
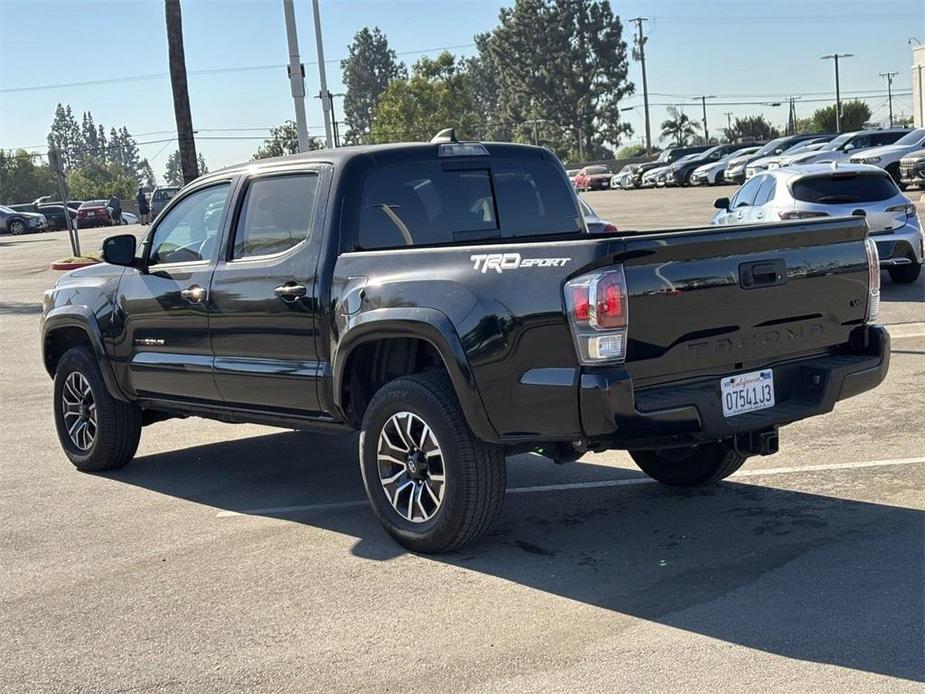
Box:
(849, 128, 925, 188)
(745, 137, 834, 177)
(712, 163, 923, 283)
(774, 129, 910, 171)
(690, 146, 761, 185)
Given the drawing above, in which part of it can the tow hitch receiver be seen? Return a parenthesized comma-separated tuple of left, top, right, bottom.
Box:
(735, 428, 779, 456)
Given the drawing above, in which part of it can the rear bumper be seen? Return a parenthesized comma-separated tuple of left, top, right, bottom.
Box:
(873, 226, 924, 265)
(724, 170, 746, 184)
(578, 325, 890, 448)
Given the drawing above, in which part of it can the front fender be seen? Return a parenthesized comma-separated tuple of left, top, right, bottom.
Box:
(331, 307, 500, 443)
(41, 306, 128, 401)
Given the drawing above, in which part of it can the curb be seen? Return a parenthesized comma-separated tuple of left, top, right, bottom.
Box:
(50, 260, 100, 271)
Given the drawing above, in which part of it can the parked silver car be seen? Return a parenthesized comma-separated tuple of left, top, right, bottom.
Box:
(0, 205, 47, 235)
(711, 163, 923, 283)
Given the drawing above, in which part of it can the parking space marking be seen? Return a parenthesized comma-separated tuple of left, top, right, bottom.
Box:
(216, 455, 925, 518)
(887, 322, 925, 340)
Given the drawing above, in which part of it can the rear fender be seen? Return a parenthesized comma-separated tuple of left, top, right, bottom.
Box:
(331, 307, 499, 443)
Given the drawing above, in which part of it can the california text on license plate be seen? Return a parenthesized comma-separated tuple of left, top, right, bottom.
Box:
(721, 369, 775, 417)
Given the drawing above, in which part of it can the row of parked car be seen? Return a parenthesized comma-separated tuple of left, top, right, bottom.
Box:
(0, 186, 179, 235)
(571, 127, 925, 193)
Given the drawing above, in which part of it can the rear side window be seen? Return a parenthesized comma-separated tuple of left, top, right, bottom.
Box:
(233, 174, 318, 259)
(356, 157, 578, 249)
(791, 174, 898, 204)
(753, 177, 776, 206)
(731, 175, 765, 207)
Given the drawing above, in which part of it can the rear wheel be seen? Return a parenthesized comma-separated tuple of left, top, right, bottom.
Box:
(630, 441, 747, 487)
(888, 261, 921, 283)
(53, 346, 142, 472)
(359, 373, 506, 553)
(887, 163, 907, 190)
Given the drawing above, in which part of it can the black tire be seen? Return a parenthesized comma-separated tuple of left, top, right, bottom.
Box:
(888, 261, 921, 283)
(359, 373, 506, 553)
(886, 163, 906, 190)
(629, 441, 747, 487)
(53, 346, 141, 472)
(8, 218, 26, 235)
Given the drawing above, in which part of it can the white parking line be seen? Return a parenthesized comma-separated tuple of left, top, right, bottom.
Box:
(216, 455, 925, 518)
(888, 322, 925, 340)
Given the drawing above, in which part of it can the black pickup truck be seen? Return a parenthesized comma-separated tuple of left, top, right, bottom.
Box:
(41, 137, 889, 553)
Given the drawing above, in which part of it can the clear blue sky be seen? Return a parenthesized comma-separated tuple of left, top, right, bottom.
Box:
(1, 0, 923, 182)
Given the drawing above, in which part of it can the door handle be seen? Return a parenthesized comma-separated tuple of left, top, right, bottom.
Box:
(180, 285, 206, 303)
(274, 283, 307, 300)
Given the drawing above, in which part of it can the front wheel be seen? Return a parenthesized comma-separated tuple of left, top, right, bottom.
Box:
(8, 218, 26, 235)
(359, 373, 506, 553)
(53, 346, 142, 472)
(889, 261, 921, 283)
(630, 441, 747, 487)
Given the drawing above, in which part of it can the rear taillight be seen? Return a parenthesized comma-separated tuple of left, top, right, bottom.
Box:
(864, 236, 880, 323)
(779, 210, 829, 220)
(884, 203, 917, 221)
(564, 268, 628, 364)
(601, 223, 618, 233)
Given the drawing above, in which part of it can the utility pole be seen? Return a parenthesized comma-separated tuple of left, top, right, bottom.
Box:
(165, 0, 199, 184)
(631, 17, 652, 156)
(724, 111, 733, 132)
(311, 0, 334, 148)
(282, 0, 309, 152)
(821, 53, 853, 132)
(48, 147, 79, 257)
(693, 95, 716, 143)
(879, 71, 899, 126)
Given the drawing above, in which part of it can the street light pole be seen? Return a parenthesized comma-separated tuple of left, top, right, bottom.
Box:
(821, 53, 853, 132)
(282, 0, 309, 152)
(311, 0, 334, 149)
(879, 71, 899, 126)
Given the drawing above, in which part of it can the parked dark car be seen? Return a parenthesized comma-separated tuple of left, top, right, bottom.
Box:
(629, 145, 711, 188)
(76, 200, 114, 229)
(0, 204, 47, 234)
(666, 142, 762, 186)
(41, 138, 888, 553)
(899, 148, 925, 188)
(38, 204, 78, 230)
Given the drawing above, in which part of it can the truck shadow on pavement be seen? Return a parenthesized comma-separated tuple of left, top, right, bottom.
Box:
(115, 430, 924, 682)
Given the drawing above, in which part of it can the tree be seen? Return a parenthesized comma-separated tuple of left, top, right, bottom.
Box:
(482, 0, 634, 161)
(252, 121, 322, 159)
(137, 158, 157, 189)
(722, 115, 780, 142)
(616, 144, 651, 158)
(66, 160, 135, 200)
(811, 100, 871, 133)
(165, 0, 199, 184)
(341, 27, 406, 144)
(660, 107, 700, 146)
(370, 52, 480, 143)
(0, 150, 57, 203)
(46, 104, 82, 171)
(164, 150, 209, 184)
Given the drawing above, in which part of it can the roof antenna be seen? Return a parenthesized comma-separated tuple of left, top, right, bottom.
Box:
(430, 128, 458, 144)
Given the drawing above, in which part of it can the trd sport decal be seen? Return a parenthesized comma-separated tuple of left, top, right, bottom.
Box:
(470, 253, 571, 273)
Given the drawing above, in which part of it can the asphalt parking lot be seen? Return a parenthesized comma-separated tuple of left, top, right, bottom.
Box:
(2, 186, 923, 692)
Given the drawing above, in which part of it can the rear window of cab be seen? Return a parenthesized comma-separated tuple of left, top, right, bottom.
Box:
(353, 157, 580, 250)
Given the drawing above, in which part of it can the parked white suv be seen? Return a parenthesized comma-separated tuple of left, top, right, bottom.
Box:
(778, 129, 910, 169)
(849, 128, 925, 188)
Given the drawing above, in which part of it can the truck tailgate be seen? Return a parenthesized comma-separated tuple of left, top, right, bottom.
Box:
(620, 217, 872, 386)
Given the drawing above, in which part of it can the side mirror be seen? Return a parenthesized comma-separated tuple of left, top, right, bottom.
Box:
(714, 197, 730, 210)
(843, 144, 855, 152)
(101, 234, 137, 267)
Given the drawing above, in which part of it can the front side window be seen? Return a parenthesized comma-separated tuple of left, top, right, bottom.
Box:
(148, 183, 230, 266)
(232, 174, 318, 259)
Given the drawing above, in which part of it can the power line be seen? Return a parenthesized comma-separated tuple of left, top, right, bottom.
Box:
(0, 43, 476, 94)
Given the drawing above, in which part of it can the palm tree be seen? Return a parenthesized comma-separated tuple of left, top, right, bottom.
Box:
(660, 107, 700, 146)
(165, 0, 199, 184)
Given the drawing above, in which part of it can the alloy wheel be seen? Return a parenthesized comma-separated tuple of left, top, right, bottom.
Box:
(377, 411, 446, 523)
(61, 372, 97, 451)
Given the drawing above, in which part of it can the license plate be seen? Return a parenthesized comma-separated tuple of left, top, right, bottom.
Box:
(721, 369, 775, 417)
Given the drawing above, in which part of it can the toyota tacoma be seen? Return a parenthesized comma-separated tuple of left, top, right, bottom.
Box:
(41, 135, 889, 553)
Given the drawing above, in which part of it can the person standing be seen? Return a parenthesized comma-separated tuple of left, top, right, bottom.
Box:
(136, 188, 150, 225)
(108, 194, 123, 226)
